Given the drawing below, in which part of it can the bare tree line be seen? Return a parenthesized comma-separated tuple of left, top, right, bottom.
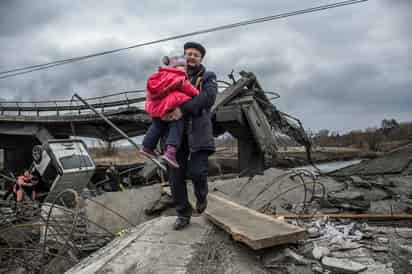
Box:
(310, 119, 412, 152)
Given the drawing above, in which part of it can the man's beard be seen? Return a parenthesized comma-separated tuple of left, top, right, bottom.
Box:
(187, 63, 200, 75)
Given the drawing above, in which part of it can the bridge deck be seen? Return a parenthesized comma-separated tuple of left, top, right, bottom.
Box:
(0, 73, 308, 149)
(0, 107, 148, 123)
(0, 90, 145, 115)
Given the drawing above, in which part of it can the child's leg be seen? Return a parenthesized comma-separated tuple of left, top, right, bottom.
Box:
(142, 118, 168, 150)
(162, 119, 184, 168)
(165, 118, 184, 149)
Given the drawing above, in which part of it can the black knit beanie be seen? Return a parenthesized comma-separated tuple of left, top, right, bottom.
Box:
(184, 42, 206, 58)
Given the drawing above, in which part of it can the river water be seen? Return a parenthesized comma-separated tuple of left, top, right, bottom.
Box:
(297, 159, 363, 174)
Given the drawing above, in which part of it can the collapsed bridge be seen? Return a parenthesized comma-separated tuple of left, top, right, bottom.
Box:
(0, 71, 310, 175)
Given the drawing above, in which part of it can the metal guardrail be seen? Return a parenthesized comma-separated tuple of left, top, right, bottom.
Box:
(0, 80, 275, 118)
(0, 90, 146, 117)
(0, 79, 244, 118)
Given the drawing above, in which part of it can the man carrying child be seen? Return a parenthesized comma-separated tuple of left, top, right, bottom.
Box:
(142, 42, 217, 230)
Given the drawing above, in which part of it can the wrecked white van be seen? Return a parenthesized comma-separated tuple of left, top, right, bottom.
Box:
(32, 139, 95, 203)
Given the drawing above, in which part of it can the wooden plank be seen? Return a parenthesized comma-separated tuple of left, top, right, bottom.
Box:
(206, 193, 306, 250)
(162, 186, 306, 250)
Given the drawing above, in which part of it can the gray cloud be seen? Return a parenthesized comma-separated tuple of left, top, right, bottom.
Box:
(0, 0, 68, 37)
(0, 0, 410, 133)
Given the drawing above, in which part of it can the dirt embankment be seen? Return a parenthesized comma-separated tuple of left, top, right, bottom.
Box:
(91, 149, 146, 166)
(90, 145, 381, 171)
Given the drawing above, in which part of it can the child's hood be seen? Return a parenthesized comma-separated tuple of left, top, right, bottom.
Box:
(147, 67, 187, 94)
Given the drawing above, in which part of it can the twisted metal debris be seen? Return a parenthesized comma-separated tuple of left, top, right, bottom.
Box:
(0, 189, 120, 274)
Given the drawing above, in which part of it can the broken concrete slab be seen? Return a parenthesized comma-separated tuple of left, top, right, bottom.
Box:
(330, 247, 373, 260)
(329, 191, 364, 201)
(85, 185, 161, 233)
(376, 237, 389, 244)
(369, 200, 408, 214)
(330, 241, 363, 251)
(399, 244, 412, 255)
(312, 265, 323, 273)
(138, 160, 159, 181)
(261, 247, 312, 268)
(212, 168, 308, 215)
(284, 248, 312, 265)
(144, 192, 175, 215)
(211, 177, 252, 200)
(350, 176, 372, 188)
(312, 244, 330, 260)
(189, 225, 272, 274)
(365, 225, 412, 236)
(261, 248, 289, 266)
(329, 143, 412, 176)
(385, 176, 412, 194)
(321, 256, 367, 273)
(365, 245, 389, 253)
(65, 216, 210, 274)
(307, 226, 322, 238)
(361, 262, 394, 274)
(326, 193, 370, 211)
(318, 176, 349, 193)
(357, 187, 392, 202)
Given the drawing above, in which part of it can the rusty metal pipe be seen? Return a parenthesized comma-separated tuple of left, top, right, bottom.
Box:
(73, 93, 166, 171)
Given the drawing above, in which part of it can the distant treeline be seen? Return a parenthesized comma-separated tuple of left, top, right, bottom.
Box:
(311, 119, 412, 152)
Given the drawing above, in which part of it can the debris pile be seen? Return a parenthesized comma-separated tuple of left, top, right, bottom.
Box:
(0, 190, 115, 274)
(261, 216, 412, 273)
(2, 143, 412, 273)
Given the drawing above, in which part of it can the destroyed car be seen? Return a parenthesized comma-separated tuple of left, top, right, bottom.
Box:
(31, 139, 95, 202)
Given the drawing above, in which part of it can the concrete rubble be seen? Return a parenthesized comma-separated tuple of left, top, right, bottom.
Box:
(66, 217, 210, 274)
(64, 161, 412, 273)
(2, 144, 412, 273)
(321, 256, 367, 273)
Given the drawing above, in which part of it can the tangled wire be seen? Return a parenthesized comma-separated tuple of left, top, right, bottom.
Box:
(0, 188, 136, 274)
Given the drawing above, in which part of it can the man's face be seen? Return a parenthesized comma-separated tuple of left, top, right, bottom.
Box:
(184, 48, 202, 67)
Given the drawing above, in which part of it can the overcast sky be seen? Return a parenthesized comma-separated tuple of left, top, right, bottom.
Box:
(0, 0, 410, 133)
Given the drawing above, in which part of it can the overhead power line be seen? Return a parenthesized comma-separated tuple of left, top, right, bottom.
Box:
(0, 0, 367, 80)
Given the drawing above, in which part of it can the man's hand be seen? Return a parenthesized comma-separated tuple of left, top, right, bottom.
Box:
(160, 112, 173, 121)
(171, 107, 183, 120)
(161, 107, 183, 121)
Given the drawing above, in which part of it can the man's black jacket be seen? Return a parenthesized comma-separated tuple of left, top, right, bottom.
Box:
(180, 65, 217, 154)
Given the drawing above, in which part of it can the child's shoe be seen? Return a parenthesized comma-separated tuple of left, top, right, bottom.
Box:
(162, 145, 179, 168)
